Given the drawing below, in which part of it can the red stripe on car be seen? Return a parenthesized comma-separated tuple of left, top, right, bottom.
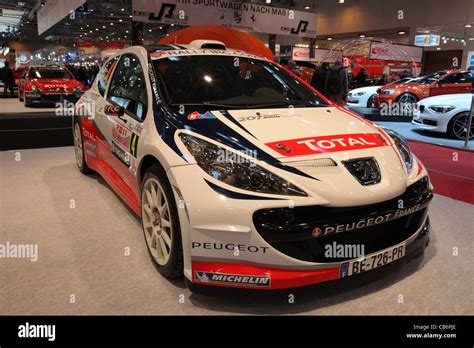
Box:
(192, 261, 340, 290)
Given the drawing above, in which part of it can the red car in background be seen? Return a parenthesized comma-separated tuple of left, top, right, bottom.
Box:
(18, 65, 85, 107)
(373, 70, 473, 107)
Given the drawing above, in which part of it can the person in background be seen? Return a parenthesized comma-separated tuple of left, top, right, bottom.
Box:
(325, 61, 348, 106)
(310, 62, 329, 97)
(1, 61, 15, 97)
(287, 60, 302, 77)
(355, 68, 367, 88)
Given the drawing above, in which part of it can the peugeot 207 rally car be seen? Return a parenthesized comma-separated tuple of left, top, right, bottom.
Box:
(73, 41, 433, 291)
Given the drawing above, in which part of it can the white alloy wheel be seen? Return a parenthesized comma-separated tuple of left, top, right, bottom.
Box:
(142, 178, 173, 266)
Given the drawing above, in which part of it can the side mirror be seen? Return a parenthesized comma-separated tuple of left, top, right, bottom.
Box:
(104, 104, 124, 117)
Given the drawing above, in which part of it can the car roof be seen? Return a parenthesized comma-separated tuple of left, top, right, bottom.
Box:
(146, 44, 268, 61)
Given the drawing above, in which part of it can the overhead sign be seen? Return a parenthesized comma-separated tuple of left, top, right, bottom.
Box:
(37, 0, 86, 35)
(369, 42, 423, 63)
(414, 34, 440, 47)
(132, 0, 317, 38)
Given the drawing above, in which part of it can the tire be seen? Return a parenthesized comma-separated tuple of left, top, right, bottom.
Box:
(24, 95, 32, 107)
(397, 93, 418, 105)
(73, 119, 92, 174)
(366, 94, 375, 108)
(448, 112, 474, 140)
(141, 164, 183, 279)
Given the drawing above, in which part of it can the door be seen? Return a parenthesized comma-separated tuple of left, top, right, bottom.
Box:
(103, 53, 149, 196)
(430, 72, 473, 96)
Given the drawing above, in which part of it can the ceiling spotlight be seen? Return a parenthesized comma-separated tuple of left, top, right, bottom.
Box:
(119, 19, 123, 22)
(171, 23, 175, 26)
(102, 25, 106, 29)
(125, 30, 129, 33)
(121, 8, 125, 11)
(327, 37, 333, 40)
(149, 29, 152, 32)
(466, 24, 472, 28)
(304, 6, 310, 10)
(40, 1, 45, 7)
(359, 34, 366, 38)
(159, 26, 163, 30)
(95, 28, 98, 31)
(436, 47, 441, 51)
(266, 0, 271, 3)
(110, 23, 113, 25)
(338, 0, 345, 3)
(469, 38, 474, 40)
(398, 31, 406, 35)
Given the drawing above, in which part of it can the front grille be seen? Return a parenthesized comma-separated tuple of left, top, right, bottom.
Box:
(253, 177, 432, 262)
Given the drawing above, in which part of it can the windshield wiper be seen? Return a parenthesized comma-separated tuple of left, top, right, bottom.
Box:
(248, 101, 328, 108)
(170, 102, 243, 109)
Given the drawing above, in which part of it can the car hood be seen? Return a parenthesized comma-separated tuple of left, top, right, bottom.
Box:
(419, 93, 473, 106)
(33, 78, 75, 86)
(213, 106, 389, 159)
(349, 86, 381, 94)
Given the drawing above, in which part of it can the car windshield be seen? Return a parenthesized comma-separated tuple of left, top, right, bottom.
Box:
(417, 71, 447, 85)
(29, 68, 72, 79)
(152, 55, 328, 109)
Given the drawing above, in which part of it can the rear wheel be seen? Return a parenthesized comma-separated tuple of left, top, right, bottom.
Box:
(141, 165, 183, 279)
(448, 112, 474, 140)
(23, 94, 32, 107)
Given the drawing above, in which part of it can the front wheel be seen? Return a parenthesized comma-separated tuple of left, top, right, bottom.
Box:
(448, 112, 474, 140)
(73, 120, 92, 173)
(141, 165, 183, 279)
(397, 93, 418, 105)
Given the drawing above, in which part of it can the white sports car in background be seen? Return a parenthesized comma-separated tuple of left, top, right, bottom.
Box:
(73, 42, 433, 291)
(413, 93, 474, 140)
(348, 78, 419, 108)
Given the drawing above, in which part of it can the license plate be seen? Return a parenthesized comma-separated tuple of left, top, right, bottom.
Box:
(340, 243, 406, 278)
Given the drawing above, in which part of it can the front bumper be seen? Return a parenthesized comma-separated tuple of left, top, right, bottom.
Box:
(169, 155, 433, 289)
(25, 92, 80, 105)
(373, 94, 397, 108)
(412, 107, 450, 133)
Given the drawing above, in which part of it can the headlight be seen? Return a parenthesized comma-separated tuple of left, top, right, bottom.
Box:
(179, 134, 307, 197)
(384, 129, 413, 173)
(31, 84, 41, 93)
(428, 105, 455, 113)
(354, 91, 366, 96)
(73, 86, 82, 96)
(382, 90, 395, 95)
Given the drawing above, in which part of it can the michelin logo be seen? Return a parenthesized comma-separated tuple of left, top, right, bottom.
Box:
(194, 271, 271, 287)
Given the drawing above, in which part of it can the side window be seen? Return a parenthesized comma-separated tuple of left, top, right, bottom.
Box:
(98, 56, 119, 96)
(441, 73, 466, 84)
(107, 54, 148, 121)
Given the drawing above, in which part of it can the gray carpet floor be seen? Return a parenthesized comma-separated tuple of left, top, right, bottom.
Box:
(1, 146, 473, 315)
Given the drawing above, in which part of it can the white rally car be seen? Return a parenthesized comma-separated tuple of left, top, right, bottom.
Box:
(74, 42, 433, 291)
(413, 93, 474, 140)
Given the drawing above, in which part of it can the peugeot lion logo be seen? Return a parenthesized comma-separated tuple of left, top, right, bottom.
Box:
(342, 158, 381, 186)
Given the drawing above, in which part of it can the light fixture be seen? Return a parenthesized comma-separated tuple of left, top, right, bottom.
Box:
(171, 23, 175, 26)
(327, 37, 333, 40)
(338, 0, 345, 3)
(304, 6, 310, 10)
(466, 24, 472, 28)
(40, 1, 45, 7)
(470, 38, 474, 40)
(398, 31, 406, 35)
(149, 29, 152, 32)
(266, 0, 271, 3)
(359, 34, 366, 38)
(121, 8, 125, 11)
(110, 23, 113, 26)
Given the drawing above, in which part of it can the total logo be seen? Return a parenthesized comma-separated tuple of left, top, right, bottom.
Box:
(267, 133, 387, 156)
(187, 111, 217, 121)
(372, 47, 389, 55)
